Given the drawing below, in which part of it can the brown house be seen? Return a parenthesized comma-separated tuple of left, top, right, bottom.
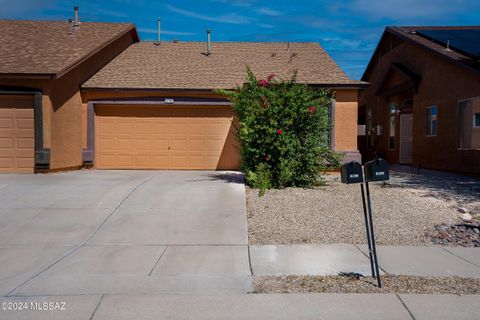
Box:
(0, 19, 138, 172)
(81, 40, 366, 170)
(359, 26, 480, 174)
(0, 16, 365, 172)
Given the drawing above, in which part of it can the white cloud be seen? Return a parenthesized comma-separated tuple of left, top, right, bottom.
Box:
(259, 23, 275, 29)
(257, 7, 282, 16)
(165, 5, 250, 24)
(137, 27, 196, 36)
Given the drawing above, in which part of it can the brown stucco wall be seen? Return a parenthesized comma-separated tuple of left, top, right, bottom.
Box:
(359, 33, 480, 174)
(0, 29, 137, 170)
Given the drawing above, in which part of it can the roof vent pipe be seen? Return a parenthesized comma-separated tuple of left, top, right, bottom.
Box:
(68, 18, 73, 36)
(206, 29, 211, 56)
(155, 18, 161, 46)
(73, 6, 80, 29)
(445, 40, 452, 51)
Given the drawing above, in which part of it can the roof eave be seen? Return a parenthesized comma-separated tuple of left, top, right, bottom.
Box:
(0, 73, 56, 80)
(55, 24, 138, 79)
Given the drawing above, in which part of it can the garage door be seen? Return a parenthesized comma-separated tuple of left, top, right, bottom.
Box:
(94, 105, 239, 170)
(0, 95, 35, 173)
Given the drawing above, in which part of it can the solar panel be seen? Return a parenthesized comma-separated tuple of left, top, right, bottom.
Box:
(416, 29, 480, 60)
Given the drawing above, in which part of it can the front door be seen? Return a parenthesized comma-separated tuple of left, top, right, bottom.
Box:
(399, 114, 413, 164)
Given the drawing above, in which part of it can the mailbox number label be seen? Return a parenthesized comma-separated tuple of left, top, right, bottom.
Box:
(375, 171, 385, 176)
(349, 174, 359, 178)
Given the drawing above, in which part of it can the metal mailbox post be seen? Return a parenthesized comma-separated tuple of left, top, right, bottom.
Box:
(340, 159, 389, 288)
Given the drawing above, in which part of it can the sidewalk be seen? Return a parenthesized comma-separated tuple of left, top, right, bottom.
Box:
(1, 293, 479, 319)
(250, 244, 480, 277)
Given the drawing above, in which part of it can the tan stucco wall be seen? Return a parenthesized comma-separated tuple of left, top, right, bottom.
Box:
(334, 89, 359, 152)
(0, 29, 136, 170)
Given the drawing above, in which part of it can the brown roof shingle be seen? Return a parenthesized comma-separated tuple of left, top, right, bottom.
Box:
(362, 26, 480, 81)
(83, 41, 364, 89)
(0, 20, 135, 77)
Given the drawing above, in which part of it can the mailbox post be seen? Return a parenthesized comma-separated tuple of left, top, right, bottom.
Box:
(340, 159, 389, 288)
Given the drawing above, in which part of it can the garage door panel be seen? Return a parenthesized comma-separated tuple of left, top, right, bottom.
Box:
(0, 157, 13, 169)
(17, 138, 34, 149)
(0, 138, 13, 149)
(16, 118, 34, 130)
(16, 157, 34, 169)
(0, 117, 13, 129)
(0, 96, 34, 172)
(95, 105, 239, 170)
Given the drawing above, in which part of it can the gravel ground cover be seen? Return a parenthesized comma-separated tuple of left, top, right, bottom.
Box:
(253, 275, 480, 294)
(247, 170, 480, 246)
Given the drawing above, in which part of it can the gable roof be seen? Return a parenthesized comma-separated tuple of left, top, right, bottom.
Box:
(362, 26, 480, 81)
(0, 20, 137, 79)
(82, 41, 366, 90)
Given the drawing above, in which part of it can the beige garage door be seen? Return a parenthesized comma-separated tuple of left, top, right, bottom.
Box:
(94, 105, 239, 170)
(0, 95, 35, 173)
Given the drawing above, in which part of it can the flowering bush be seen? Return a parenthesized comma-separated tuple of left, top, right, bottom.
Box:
(217, 68, 341, 194)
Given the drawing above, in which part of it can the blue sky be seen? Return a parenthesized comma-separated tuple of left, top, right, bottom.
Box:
(1, 0, 479, 79)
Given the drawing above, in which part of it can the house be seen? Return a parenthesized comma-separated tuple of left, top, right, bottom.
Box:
(0, 16, 365, 173)
(359, 26, 480, 174)
(0, 18, 138, 172)
(81, 40, 366, 170)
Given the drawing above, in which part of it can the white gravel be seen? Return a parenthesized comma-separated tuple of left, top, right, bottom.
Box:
(247, 171, 480, 245)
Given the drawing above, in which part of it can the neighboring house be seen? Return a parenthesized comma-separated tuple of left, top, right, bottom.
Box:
(0, 19, 138, 172)
(359, 26, 480, 174)
(81, 40, 366, 170)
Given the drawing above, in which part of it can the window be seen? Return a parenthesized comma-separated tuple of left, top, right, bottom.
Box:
(425, 106, 438, 136)
(474, 113, 480, 128)
(458, 99, 480, 149)
(389, 103, 396, 150)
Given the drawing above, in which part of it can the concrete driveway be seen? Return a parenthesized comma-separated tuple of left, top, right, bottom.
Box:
(0, 170, 250, 296)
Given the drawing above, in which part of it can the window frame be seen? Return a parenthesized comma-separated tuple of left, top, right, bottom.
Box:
(473, 112, 480, 128)
(425, 105, 438, 137)
(388, 103, 396, 150)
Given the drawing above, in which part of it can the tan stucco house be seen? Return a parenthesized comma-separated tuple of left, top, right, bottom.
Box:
(0, 19, 138, 172)
(0, 18, 364, 173)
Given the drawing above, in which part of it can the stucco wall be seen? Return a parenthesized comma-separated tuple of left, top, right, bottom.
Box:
(360, 34, 480, 174)
(334, 89, 359, 152)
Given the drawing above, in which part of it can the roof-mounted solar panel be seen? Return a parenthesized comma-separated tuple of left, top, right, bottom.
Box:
(416, 29, 480, 60)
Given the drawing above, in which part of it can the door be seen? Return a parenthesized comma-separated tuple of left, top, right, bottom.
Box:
(94, 105, 239, 170)
(0, 95, 35, 173)
(399, 114, 413, 164)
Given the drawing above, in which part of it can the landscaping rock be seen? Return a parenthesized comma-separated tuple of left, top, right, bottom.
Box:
(460, 213, 473, 222)
(429, 222, 480, 247)
(458, 207, 469, 213)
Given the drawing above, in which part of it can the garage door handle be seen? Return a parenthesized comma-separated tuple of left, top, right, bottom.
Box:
(168, 146, 171, 150)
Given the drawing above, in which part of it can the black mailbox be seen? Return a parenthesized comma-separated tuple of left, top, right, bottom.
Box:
(364, 158, 389, 182)
(341, 161, 364, 184)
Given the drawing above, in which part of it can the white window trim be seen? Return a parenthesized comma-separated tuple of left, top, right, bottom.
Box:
(425, 105, 438, 137)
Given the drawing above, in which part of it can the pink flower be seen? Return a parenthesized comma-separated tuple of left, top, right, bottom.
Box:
(267, 73, 276, 81)
(264, 154, 270, 161)
(277, 129, 283, 135)
(258, 79, 269, 87)
(308, 106, 317, 114)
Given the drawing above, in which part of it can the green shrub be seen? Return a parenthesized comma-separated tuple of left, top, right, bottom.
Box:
(217, 68, 341, 194)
